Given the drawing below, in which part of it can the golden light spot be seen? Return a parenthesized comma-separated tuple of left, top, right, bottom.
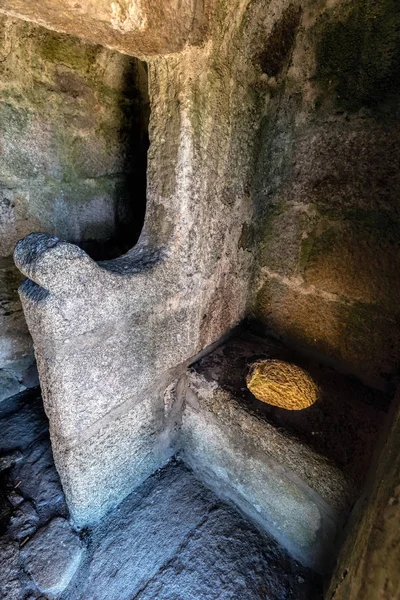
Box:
(246, 359, 319, 410)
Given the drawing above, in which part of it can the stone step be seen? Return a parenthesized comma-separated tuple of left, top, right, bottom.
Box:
(180, 332, 387, 573)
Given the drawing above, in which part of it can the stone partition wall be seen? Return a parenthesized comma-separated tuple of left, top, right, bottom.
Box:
(0, 16, 149, 401)
(251, 0, 400, 392)
(11, 0, 282, 525)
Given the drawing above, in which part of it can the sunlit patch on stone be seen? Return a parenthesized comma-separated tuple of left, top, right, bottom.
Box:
(246, 359, 319, 410)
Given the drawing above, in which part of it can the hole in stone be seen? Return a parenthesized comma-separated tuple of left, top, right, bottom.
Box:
(80, 59, 150, 261)
(258, 5, 302, 77)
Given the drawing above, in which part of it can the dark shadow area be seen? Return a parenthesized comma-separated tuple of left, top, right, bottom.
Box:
(81, 59, 150, 261)
(258, 4, 302, 77)
(0, 387, 68, 536)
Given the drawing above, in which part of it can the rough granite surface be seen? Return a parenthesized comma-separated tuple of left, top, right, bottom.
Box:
(52, 390, 178, 525)
(8, 0, 397, 551)
(0, 391, 71, 599)
(65, 463, 322, 600)
(186, 332, 387, 489)
(0, 15, 149, 404)
(0, 1, 397, 596)
(182, 379, 339, 573)
(180, 332, 387, 572)
(0, 537, 26, 600)
(251, 0, 400, 390)
(12, 0, 266, 524)
(0, 0, 207, 58)
(327, 391, 400, 600)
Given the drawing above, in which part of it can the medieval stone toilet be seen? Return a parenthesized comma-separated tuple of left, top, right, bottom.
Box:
(1, 0, 399, 597)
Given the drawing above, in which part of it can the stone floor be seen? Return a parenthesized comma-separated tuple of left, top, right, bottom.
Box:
(0, 390, 322, 599)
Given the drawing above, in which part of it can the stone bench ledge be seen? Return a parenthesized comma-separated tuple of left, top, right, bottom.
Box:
(180, 331, 387, 572)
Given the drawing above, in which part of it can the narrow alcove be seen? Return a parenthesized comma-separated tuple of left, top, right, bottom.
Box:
(0, 14, 150, 418)
(0, 18, 150, 263)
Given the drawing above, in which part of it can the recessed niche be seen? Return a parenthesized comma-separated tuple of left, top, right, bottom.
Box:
(0, 17, 150, 261)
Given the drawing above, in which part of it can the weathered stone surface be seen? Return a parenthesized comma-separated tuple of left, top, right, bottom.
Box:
(0, 536, 25, 599)
(0, 390, 47, 453)
(303, 220, 400, 308)
(52, 392, 177, 526)
(11, 0, 397, 545)
(67, 462, 217, 600)
(258, 205, 316, 278)
(66, 462, 320, 600)
(182, 374, 342, 573)
(7, 500, 39, 542)
(21, 517, 83, 597)
(0, 359, 38, 403)
(12, 0, 265, 526)
(0, 392, 321, 598)
(0, 17, 149, 260)
(236, 333, 387, 489)
(0, 16, 149, 405)
(0, 483, 13, 532)
(285, 122, 400, 217)
(252, 0, 400, 390)
(10, 437, 67, 523)
(313, 0, 400, 117)
(254, 276, 400, 391)
(0, 370, 21, 402)
(0, 391, 73, 598)
(0, 4, 396, 598)
(0, 258, 36, 402)
(7, 489, 24, 508)
(135, 504, 320, 600)
(0, 449, 22, 471)
(0, 0, 207, 58)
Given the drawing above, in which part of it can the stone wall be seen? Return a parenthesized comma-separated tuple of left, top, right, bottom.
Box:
(251, 0, 400, 392)
(0, 16, 149, 401)
(10, 0, 279, 525)
(8, 0, 400, 528)
(327, 389, 400, 598)
(0, 0, 207, 57)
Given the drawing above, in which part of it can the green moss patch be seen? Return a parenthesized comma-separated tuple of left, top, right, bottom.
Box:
(39, 31, 98, 74)
(259, 4, 302, 77)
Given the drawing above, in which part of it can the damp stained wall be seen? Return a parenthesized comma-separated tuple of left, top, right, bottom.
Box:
(0, 16, 149, 401)
(251, 0, 400, 392)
